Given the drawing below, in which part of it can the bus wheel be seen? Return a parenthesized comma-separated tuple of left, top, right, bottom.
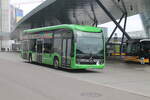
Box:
(54, 58, 59, 69)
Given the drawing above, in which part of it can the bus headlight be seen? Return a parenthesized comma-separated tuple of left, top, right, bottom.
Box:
(96, 61, 100, 65)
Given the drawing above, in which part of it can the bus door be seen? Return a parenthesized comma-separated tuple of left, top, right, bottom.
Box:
(36, 39, 43, 63)
(62, 38, 72, 67)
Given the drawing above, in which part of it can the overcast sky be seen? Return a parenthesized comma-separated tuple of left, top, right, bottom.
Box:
(10, 0, 45, 15)
(99, 14, 145, 37)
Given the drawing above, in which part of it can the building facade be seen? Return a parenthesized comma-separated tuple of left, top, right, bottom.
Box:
(0, 0, 10, 33)
(0, 0, 11, 51)
(10, 5, 23, 31)
(0, 0, 23, 51)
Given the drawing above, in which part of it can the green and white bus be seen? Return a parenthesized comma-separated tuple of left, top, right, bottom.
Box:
(21, 24, 105, 69)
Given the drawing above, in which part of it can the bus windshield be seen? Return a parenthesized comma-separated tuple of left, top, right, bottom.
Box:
(76, 31, 104, 57)
(126, 43, 135, 54)
(141, 41, 150, 50)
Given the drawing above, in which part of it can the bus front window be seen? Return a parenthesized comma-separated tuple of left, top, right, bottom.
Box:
(141, 41, 150, 51)
(76, 31, 104, 60)
(141, 41, 150, 58)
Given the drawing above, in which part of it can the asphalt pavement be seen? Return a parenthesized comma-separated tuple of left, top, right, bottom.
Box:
(0, 52, 150, 100)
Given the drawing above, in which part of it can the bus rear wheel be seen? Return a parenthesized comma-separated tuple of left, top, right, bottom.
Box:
(54, 58, 59, 69)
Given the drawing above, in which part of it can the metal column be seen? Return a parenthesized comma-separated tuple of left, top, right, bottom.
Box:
(106, 14, 125, 44)
(120, 14, 127, 55)
(95, 0, 131, 40)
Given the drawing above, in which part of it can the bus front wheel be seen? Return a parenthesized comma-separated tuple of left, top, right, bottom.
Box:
(53, 58, 59, 69)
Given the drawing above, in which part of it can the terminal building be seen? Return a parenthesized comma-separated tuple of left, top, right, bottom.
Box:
(11, 0, 150, 40)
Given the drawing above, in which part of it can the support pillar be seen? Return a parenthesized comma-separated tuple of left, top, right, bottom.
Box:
(95, 0, 131, 40)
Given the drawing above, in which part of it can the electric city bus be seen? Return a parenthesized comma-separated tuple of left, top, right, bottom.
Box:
(21, 24, 105, 69)
(124, 39, 150, 64)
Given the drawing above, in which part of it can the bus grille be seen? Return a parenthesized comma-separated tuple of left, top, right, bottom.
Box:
(77, 59, 99, 65)
(80, 62, 96, 65)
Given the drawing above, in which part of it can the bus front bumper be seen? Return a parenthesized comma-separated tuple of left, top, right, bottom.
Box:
(72, 64, 105, 69)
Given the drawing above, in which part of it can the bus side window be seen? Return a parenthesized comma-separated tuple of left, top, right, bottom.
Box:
(29, 39, 36, 52)
(44, 39, 53, 53)
(137, 43, 140, 51)
(53, 29, 73, 55)
(136, 43, 141, 55)
(22, 40, 28, 51)
(67, 39, 72, 56)
(131, 43, 137, 53)
(62, 29, 73, 54)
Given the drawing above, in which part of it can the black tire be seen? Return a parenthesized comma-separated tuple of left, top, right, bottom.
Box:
(53, 58, 59, 69)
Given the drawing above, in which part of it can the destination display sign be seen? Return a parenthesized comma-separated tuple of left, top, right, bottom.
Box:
(22, 33, 53, 40)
